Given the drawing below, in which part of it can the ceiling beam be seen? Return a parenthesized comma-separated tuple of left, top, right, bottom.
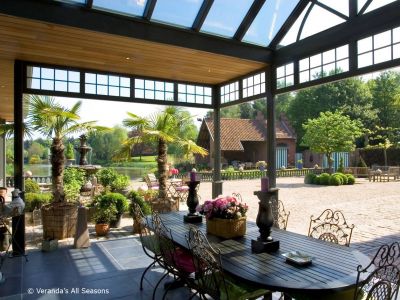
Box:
(274, 0, 400, 65)
(192, 0, 214, 32)
(269, 0, 311, 49)
(86, 0, 93, 9)
(0, 0, 271, 63)
(234, 0, 266, 41)
(143, 0, 157, 21)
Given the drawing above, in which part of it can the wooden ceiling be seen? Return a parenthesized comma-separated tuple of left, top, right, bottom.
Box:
(0, 14, 267, 122)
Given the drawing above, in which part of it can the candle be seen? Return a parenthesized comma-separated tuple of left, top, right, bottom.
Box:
(261, 177, 269, 192)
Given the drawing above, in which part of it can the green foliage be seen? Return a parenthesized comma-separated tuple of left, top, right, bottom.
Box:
(224, 166, 235, 173)
(346, 174, 355, 185)
(65, 143, 75, 159)
(97, 168, 119, 188)
(314, 176, 320, 185)
(302, 111, 363, 170)
(24, 179, 40, 193)
(337, 157, 344, 173)
(138, 189, 158, 202)
(93, 206, 117, 224)
(94, 192, 129, 214)
(329, 175, 342, 186)
(29, 154, 41, 164)
(319, 173, 331, 185)
(304, 173, 317, 184)
(111, 174, 130, 192)
(63, 167, 86, 201)
(25, 192, 53, 212)
(128, 190, 152, 216)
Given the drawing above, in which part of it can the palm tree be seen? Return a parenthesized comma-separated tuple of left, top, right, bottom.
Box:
(117, 106, 207, 200)
(0, 95, 104, 202)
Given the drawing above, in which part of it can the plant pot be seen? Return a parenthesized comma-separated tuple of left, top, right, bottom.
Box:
(109, 213, 122, 228)
(41, 202, 78, 240)
(206, 217, 246, 239)
(95, 223, 109, 236)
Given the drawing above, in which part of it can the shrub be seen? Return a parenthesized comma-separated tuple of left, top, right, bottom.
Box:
(304, 173, 317, 184)
(29, 154, 41, 164)
(329, 175, 342, 186)
(111, 174, 130, 192)
(128, 190, 152, 216)
(314, 176, 321, 185)
(339, 173, 348, 185)
(93, 206, 117, 224)
(346, 174, 355, 185)
(25, 192, 53, 212)
(97, 168, 119, 188)
(225, 166, 235, 173)
(63, 167, 86, 201)
(25, 179, 40, 193)
(319, 173, 331, 185)
(94, 192, 129, 214)
(138, 189, 158, 202)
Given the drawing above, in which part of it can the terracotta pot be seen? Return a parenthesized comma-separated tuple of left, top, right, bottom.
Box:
(95, 223, 109, 236)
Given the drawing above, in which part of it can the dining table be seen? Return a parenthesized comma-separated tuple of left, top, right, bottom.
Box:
(154, 211, 371, 300)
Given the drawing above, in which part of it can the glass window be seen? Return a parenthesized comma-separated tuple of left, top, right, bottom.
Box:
(151, 0, 203, 28)
(317, 0, 349, 16)
(93, 0, 147, 17)
(136, 79, 174, 101)
(276, 63, 294, 89)
(85, 72, 130, 97)
(243, 72, 266, 96)
(374, 30, 391, 49)
(278, 3, 311, 47)
(26, 66, 80, 93)
(243, 0, 300, 46)
(201, 0, 254, 38)
(178, 84, 211, 104)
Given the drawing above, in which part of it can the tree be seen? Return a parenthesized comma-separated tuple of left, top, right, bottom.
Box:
(302, 111, 363, 172)
(117, 106, 207, 200)
(239, 102, 254, 119)
(25, 95, 105, 202)
(27, 141, 46, 161)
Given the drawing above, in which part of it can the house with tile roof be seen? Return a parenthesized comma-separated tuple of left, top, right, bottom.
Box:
(196, 112, 297, 169)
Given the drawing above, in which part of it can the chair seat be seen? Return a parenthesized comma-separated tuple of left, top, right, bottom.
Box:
(166, 248, 196, 274)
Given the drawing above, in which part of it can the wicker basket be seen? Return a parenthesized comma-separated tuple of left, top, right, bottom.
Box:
(41, 202, 78, 240)
(206, 217, 246, 239)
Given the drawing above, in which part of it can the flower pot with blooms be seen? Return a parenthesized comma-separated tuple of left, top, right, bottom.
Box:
(197, 195, 248, 239)
(169, 168, 179, 179)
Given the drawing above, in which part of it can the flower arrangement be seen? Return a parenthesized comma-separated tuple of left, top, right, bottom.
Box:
(197, 195, 248, 220)
(170, 168, 179, 176)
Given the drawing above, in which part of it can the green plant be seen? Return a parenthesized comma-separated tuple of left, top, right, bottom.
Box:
(346, 174, 355, 185)
(304, 173, 317, 184)
(319, 173, 331, 185)
(111, 174, 130, 191)
(94, 192, 129, 214)
(337, 172, 348, 185)
(329, 174, 342, 186)
(128, 190, 152, 216)
(337, 157, 344, 173)
(25, 192, 53, 212)
(138, 189, 158, 202)
(97, 168, 119, 189)
(29, 154, 41, 164)
(25, 179, 40, 193)
(65, 143, 75, 159)
(63, 167, 86, 201)
(92, 206, 117, 224)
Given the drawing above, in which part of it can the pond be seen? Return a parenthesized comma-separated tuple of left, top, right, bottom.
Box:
(24, 164, 147, 181)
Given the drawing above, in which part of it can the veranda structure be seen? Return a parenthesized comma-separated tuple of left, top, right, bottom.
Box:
(0, 0, 399, 253)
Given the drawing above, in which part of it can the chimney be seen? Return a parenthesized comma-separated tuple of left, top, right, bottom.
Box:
(256, 111, 265, 121)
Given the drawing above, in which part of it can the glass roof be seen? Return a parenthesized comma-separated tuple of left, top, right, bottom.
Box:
(151, 0, 203, 28)
(56, 0, 399, 49)
(200, 0, 254, 38)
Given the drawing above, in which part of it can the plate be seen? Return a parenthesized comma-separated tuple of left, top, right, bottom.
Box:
(282, 251, 312, 265)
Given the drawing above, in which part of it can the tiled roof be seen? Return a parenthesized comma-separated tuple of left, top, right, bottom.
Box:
(204, 117, 296, 151)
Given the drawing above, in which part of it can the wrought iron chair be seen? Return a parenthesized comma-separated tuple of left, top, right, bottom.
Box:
(354, 242, 400, 300)
(308, 209, 354, 246)
(152, 211, 195, 300)
(272, 200, 290, 231)
(131, 203, 161, 291)
(186, 227, 270, 300)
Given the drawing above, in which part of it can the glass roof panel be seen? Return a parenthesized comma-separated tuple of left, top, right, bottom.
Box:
(92, 0, 147, 17)
(317, 0, 349, 17)
(243, 0, 300, 47)
(357, 0, 369, 12)
(56, 0, 86, 3)
(301, 5, 345, 39)
(364, 0, 397, 14)
(201, 0, 255, 38)
(151, 0, 203, 28)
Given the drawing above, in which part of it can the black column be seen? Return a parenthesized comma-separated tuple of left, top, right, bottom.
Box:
(212, 86, 222, 198)
(13, 60, 25, 256)
(266, 67, 277, 188)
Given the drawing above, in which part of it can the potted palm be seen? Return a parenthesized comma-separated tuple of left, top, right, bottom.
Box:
(93, 206, 117, 236)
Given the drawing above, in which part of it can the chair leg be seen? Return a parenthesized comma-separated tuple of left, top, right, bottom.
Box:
(152, 272, 169, 300)
(140, 260, 156, 290)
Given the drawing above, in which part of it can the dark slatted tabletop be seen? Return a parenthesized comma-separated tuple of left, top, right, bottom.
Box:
(156, 211, 370, 298)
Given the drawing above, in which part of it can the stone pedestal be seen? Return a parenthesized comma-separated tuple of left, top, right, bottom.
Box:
(74, 206, 90, 248)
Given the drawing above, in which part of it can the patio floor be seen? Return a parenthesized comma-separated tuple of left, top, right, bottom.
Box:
(1, 177, 399, 299)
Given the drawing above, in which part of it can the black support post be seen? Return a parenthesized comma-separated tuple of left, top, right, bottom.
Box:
(212, 86, 222, 198)
(12, 60, 25, 256)
(266, 67, 276, 188)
